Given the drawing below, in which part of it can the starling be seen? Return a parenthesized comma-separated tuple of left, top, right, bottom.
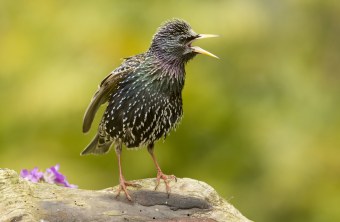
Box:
(81, 18, 218, 200)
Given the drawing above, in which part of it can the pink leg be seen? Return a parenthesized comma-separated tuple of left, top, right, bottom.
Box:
(148, 144, 177, 194)
(115, 143, 139, 201)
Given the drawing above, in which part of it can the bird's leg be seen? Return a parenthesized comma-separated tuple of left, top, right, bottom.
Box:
(147, 143, 177, 194)
(115, 142, 139, 201)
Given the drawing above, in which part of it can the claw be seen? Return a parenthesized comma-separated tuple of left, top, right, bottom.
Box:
(154, 171, 177, 195)
(115, 177, 140, 201)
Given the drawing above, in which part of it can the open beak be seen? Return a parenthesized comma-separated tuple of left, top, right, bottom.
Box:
(191, 34, 219, 59)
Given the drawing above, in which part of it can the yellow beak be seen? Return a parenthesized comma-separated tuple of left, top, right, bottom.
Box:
(191, 34, 219, 59)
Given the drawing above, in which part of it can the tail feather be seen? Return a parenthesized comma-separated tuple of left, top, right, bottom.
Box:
(81, 134, 113, 155)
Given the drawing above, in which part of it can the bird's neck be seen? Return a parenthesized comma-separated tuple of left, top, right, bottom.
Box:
(145, 51, 186, 95)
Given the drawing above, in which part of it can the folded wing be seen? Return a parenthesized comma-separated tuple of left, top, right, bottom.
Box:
(82, 68, 132, 133)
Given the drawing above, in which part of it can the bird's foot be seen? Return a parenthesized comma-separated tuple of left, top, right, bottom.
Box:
(115, 178, 141, 201)
(155, 170, 177, 195)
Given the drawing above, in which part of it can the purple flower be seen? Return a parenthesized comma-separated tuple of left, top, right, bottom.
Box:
(44, 164, 77, 188)
(20, 164, 77, 188)
(20, 167, 44, 183)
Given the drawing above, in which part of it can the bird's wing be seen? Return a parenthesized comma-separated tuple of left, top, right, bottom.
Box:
(82, 66, 132, 133)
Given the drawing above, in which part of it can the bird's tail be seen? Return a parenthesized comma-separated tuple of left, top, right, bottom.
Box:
(81, 133, 113, 155)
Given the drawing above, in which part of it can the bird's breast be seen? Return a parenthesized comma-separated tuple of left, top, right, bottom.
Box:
(102, 78, 183, 148)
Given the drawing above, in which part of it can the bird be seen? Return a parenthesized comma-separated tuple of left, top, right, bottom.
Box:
(81, 18, 218, 200)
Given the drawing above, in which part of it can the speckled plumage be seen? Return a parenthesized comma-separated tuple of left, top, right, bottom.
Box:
(81, 18, 217, 200)
(82, 19, 196, 154)
(103, 52, 184, 148)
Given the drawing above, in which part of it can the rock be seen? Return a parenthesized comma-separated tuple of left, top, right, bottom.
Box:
(0, 168, 251, 222)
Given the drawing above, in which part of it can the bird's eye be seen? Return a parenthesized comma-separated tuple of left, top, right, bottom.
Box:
(179, 36, 186, 43)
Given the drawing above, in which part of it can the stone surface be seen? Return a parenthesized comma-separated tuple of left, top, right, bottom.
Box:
(0, 168, 252, 222)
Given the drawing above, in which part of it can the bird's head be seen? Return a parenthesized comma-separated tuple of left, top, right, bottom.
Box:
(150, 19, 218, 64)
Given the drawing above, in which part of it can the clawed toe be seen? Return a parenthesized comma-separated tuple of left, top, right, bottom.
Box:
(116, 180, 140, 201)
(124, 181, 142, 188)
(155, 171, 177, 194)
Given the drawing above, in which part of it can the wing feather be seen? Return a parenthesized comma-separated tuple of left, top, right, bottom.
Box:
(82, 53, 145, 133)
(82, 68, 131, 133)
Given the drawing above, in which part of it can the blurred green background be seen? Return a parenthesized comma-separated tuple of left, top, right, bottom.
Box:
(1, 0, 339, 221)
